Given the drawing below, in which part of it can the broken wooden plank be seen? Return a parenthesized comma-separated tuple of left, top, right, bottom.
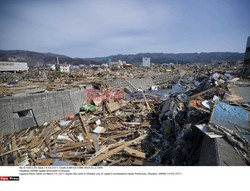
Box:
(123, 147, 146, 159)
(0, 143, 4, 155)
(189, 86, 220, 100)
(100, 131, 135, 141)
(130, 159, 155, 166)
(62, 151, 85, 159)
(30, 120, 73, 149)
(142, 90, 151, 111)
(106, 102, 121, 113)
(91, 133, 100, 152)
(141, 120, 150, 128)
(0, 146, 25, 157)
(38, 159, 55, 166)
(54, 142, 90, 153)
(79, 113, 91, 140)
(108, 159, 123, 166)
(16, 127, 31, 140)
(107, 122, 122, 130)
(11, 135, 18, 165)
(28, 153, 39, 165)
(84, 134, 147, 166)
(84, 141, 125, 163)
(26, 130, 34, 143)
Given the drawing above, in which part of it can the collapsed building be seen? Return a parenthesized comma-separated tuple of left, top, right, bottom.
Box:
(0, 60, 249, 166)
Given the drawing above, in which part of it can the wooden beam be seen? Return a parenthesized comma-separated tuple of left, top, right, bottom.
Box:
(84, 134, 147, 166)
(11, 135, 18, 165)
(54, 142, 90, 153)
(123, 147, 146, 159)
(189, 86, 220, 100)
(28, 153, 39, 165)
(100, 131, 135, 141)
(142, 91, 151, 111)
(26, 130, 34, 143)
(79, 113, 91, 141)
(0, 147, 25, 157)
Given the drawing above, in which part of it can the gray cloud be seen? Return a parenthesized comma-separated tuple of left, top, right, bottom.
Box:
(0, 0, 249, 57)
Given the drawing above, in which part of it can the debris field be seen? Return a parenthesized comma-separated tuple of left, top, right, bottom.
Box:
(0, 63, 250, 166)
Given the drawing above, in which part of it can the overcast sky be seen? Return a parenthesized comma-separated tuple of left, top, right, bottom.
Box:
(0, 0, 249, 57)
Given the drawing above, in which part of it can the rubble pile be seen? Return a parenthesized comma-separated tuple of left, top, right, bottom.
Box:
(143, 72, 250, 165)
(0, 66, 177, 97)
(0, 98, 161, 166)
(0, 63, 250, 166)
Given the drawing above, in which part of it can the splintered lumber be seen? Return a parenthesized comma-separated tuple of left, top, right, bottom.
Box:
(0, 146, 25, 157)
(26, 130, 34, 143)
(0, 144, 4, 155)
(91, 133, 100, 152)
(142, 90, 151, 111)
(79, 113, 91, 140)
(38, 159, 55, 166)
(123, 147, 146, 159)
(54, 142, 90, 153)
(28, 153, 38, 165)
(29, 131, 54, 149)
(100, 131, 135, 141)
(86, 141, 125, 162)
(17, 127, 31, 140)
(27, 122, 58, 149)
(108, 159, 123, 166)
(130, 159, 155, 166)
(106, 102, 121, 113)
(11, 136, 18, 165)
(62, 152, 85, 159)
(84, 134, 147, 166)
(141, 120, 150, 128)
(189, 86, 220, 100)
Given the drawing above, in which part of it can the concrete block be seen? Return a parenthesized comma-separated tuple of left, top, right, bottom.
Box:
(0, 97, 13, 106)
(30, 93, 43, 101)
(4, 105, 13, 114)
(32, 99, 49, 113)
(62, 100, 72, 108)
(14, 117, 37, 132)
(48, 97, 63, 109)
(0, 119, 14, 135)
(40, 93, 48, 100)
(32, 111, 47, 126)
(0, 121, 15, 137)
(12, 95, 31, 105)
(0, 88, 88, 136)
(0, 107, 5, 116)
(13, 102, 32, 112)
(49, 108, 64, 121)
(63, 107, 75, 117)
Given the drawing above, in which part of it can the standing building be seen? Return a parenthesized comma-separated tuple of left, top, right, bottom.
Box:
(244, 36, 250, 74)
(0, 61, 29, 72)
(56, 64, 70, 73)
(55, 56, 70, 73)
(142, 57, 151, 67)
(108, 60, 124, 69)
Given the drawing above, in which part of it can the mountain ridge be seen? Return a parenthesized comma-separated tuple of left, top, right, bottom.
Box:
(85, 52, 244, 64)
(0, 50, 244, 67)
